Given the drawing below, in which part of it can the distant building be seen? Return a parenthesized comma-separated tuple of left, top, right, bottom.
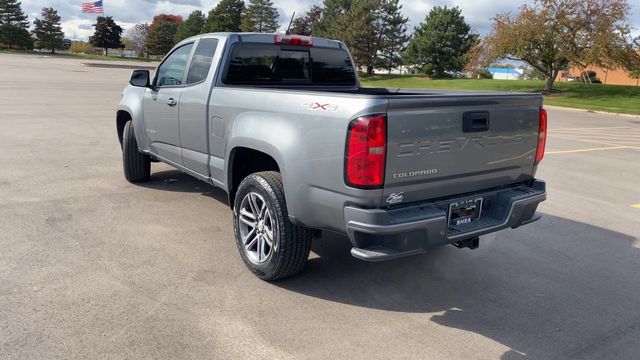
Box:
(370, 65, 417, 75)
(487, 67, 524, 80)
(557, 67, 639, 86)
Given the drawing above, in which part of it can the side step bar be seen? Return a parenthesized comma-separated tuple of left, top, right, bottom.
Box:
(350, 246, 425, 262)
(351, 237, 481, 261)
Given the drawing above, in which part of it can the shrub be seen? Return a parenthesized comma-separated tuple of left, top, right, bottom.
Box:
(471, 69, 493, 79)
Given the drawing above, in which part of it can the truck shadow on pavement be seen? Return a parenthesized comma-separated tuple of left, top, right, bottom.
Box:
(276, 214, 640, 359)
(134, 171, 639, 358)
(139, 169, 229, 205)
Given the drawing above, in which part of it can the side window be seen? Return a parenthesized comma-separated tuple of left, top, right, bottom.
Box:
(155, 43, 194, 87)
(186, 38, 219, 85)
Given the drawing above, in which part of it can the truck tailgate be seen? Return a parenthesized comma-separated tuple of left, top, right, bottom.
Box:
(383, 94, 542, 205)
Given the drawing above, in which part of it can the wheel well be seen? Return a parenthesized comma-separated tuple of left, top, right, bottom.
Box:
(228, 147, 280, 208)
(116, 111, 132, 148)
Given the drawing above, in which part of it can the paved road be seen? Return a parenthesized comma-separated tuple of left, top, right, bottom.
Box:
(1, 53, 639, 360)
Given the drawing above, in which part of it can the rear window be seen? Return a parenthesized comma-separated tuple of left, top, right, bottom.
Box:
(223, 44, 356, 86)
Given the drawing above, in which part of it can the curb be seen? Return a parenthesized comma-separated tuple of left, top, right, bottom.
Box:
(544, 105, 640, 119)
(82, 62, 157, 70)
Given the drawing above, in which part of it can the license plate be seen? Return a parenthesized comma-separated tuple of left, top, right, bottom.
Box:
(448, 198, 483, 227)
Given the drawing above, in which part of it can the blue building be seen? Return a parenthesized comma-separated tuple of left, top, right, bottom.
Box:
(487, 67, 525, 80)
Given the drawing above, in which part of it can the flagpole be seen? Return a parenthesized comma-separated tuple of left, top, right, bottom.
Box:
(102, 1, 105, 55)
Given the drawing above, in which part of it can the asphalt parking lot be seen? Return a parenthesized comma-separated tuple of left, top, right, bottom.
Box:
(1, 53, 639, 360)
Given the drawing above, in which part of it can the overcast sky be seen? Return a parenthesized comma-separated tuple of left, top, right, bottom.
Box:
(20, 0, 640, 41)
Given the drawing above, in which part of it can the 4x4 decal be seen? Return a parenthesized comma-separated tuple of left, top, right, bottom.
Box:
(302, 102, 338, 112)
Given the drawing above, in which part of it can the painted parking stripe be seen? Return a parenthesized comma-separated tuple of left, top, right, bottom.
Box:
(632, 204, 640, 209)
(546, 146, 629, 154)
(548, 134, 640, 149)
(549, 126, 634, 131)
(555, 131, 640, 135)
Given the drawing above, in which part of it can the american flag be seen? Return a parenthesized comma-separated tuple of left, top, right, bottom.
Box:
(82, 0, 103, 13)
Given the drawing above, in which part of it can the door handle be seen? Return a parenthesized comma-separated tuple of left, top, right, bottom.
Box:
(167, 98, 177, 107)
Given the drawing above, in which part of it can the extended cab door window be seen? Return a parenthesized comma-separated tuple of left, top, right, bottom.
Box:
(155, 43, 194, 87)
(186, 38, 219, 85)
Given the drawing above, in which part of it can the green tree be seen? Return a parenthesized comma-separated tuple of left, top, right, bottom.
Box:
(174, 10, 205, 42)
(402, 6, 476, 78)
(376, 0, 408, 72)
(240, 0, 280, 33)
(91, 16, 123, 55)
(204, 0, 244, 32)
(313, 0, 350, 37)
(146, 22, 178, 55)
(484, 0, 638, 92)
(0, 0, 32, 49)
(145, 14, 182, 55)
(146, 21, 178, 55)
(314, 0, 409, 74)
(335, 0, 379, 74)
(289, 5, 322, 35)
(628, 36, 640, 83)
(32, 7, 65, 53)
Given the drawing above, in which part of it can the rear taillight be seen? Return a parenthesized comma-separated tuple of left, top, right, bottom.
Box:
(535, 108, 547, 165)
(345, 114, 387, 188)
(274, 35, 313, 46)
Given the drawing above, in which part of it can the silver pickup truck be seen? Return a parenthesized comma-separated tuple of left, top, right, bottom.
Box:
(116, 33, 547, 280)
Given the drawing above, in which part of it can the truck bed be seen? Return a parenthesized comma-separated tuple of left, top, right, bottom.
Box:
(220, 84, 543, 207)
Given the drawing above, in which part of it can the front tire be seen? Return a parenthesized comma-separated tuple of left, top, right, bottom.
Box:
(122, 120, 150, 183)
(233, 171, 312, 281)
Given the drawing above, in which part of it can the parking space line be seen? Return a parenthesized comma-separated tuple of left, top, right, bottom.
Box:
(632, 204, 640, 209)
(552, 138, 640, 145)
(550, 132, 640, 138)
(548, 134, 640, 149)
(551, 132, 640, 139)
(554, 134, 640, 140)
(546, 146, 629, 154)
(550, 128, 639, 134)
(549, 126, 633, 131)
(562, 133, 640, 138)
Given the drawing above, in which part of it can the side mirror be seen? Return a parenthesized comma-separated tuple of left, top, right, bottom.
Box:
(130, 69, 150, 87)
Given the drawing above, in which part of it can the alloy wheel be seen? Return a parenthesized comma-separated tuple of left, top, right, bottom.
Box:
(237, 192, 275, 265)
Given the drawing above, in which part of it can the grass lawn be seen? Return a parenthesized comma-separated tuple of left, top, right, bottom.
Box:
(0, 49, 159, 63)
(360, 76, 640, 115)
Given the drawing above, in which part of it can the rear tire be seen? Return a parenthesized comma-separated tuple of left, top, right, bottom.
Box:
(122, 120, 150, 183)
(233, 171, 312, 281)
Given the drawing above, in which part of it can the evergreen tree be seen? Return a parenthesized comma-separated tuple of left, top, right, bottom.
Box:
(91, 16, 124, 55)
(335, 0, 379, 74)
(289, 5, 322, 35)
(240, 0, 280, 33)
(315, 0, 408, 74)
(174, 10, 205, 42)
(33, 7, 65, 53)
(204, 0, 244, 33)
(402, 6, 476, 78)
(313, 0, 350, 37)
(0, 0, 32, 49)
(376, 0, 408, 72)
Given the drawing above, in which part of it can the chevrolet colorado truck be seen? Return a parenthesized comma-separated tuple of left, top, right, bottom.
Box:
(116, 33, 547, 280)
